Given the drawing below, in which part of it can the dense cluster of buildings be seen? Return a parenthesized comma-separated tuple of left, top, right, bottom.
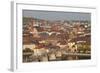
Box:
(23, 17, 91, 62)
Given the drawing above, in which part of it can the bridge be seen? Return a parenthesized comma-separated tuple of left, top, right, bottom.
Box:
(62, 52, 91, 56)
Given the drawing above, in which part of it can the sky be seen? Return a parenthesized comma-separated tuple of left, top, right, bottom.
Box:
(23, 10, 91, 21)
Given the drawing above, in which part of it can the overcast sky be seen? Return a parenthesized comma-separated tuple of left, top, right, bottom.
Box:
(23, 10, 91, 21)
